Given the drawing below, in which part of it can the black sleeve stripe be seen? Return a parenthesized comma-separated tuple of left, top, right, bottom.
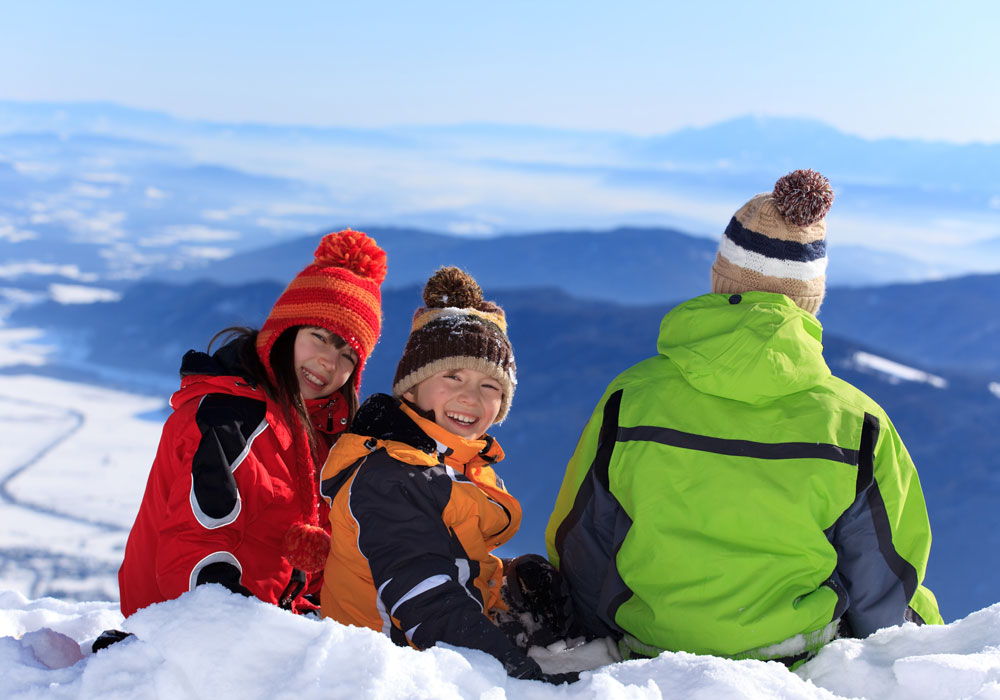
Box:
(553, 390, 633, 639)
(595, 390, 624, 491)
(617, 425, 858, 464)
(861, 413, 918, 603)
(191, 394, 268, 528)
(829, 413, 919, 636)
(865, 478, 919, 603)
(856, 412, 877, 494)
(554, 389, 624, 556)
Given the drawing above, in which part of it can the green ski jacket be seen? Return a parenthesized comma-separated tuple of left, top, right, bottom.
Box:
(546, 292, 941, 661)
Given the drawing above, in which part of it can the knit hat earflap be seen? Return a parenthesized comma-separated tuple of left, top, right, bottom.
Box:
(256, 229, 387, 392)
(710, 169, 834, 315)
(393, 267, 516, 423)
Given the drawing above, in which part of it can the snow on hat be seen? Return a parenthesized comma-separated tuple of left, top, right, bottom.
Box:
(256, 229, 386, 392)
(710, 169, 834, 315)
(392, 267, 516, 423)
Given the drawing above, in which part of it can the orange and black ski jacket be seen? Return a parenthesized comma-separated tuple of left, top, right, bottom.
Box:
(320, 394, 525, 666)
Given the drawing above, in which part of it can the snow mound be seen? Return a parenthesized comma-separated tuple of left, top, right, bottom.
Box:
(2, 586, 1000, 699)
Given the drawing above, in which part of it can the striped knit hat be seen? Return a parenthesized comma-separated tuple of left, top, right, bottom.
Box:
(393, 267, 516, 423)
(256, 229, 386, 392)
(711, 169, 834, 315)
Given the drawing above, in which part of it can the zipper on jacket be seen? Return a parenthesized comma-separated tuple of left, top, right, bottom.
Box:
(320, 396, 338, 432)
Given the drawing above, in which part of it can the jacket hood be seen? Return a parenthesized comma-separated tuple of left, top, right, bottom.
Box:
(657, 292, 831, 404)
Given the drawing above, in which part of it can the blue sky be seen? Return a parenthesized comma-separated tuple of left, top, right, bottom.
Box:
(3, 0, 998, 143)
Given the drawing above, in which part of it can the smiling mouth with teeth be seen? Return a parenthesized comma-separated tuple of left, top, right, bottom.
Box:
(446, 412, 478, 425)
(302, 368, 328, 388)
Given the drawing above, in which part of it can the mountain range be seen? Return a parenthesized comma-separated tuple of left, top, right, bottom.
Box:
(162, 226, 955, 303)
(2, 99, 999, 284)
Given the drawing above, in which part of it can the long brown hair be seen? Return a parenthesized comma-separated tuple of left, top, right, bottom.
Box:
(209, 326, 360, 465)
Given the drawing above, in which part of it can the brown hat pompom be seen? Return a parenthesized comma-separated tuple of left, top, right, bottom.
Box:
(423, 266, 484, 309)
(772, 169, 834, 227)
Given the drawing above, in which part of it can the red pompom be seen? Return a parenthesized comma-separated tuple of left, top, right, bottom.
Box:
(772, 169, 834, 227)
(313, 229, 388, 284)
(283, 523, 331, 574)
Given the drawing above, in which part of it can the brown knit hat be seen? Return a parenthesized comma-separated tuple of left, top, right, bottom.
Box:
(256, 229, 387, 392)
(393, 267, 516, 423)
(710, 169, 834, 315)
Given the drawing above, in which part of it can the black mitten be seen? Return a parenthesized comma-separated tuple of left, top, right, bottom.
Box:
(505, 652, 580, 685)
(91, 629, 134, 653)
(495, 553, 577, 650)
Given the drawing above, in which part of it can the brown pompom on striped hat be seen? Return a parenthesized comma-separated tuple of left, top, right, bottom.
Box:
(711, 169, 834, 315)
(256, 229, 386, 392)
(393, 267, 516, 423)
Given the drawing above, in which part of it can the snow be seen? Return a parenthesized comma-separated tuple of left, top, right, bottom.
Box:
(0, 328, 53, 367)
(2, 587, 1000, 699)
(851, 351, 948, 389)
(0, 372, 164, 600)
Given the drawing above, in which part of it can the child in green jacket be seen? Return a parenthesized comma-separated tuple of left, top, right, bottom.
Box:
(547, 170, 942, 665)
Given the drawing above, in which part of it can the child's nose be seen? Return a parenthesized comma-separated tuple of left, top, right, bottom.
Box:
(318, 348, 338, 368)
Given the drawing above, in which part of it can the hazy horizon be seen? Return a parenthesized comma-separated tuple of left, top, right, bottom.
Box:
(3, 1, 998, 145)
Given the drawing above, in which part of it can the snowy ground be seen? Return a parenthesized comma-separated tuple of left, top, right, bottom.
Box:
(4, 586, 1000, 700)
(0, 327, 164, 602)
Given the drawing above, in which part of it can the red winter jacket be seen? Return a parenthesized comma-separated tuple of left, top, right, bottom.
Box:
(118, 340, 346, 616)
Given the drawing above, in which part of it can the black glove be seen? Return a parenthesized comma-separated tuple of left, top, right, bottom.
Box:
(496, 553, 578, 649)
(506, 655, 580, 685)
(91, 629, 134, 653)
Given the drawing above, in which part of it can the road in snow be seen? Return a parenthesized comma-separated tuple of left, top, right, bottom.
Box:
(0, 372, 164, 602)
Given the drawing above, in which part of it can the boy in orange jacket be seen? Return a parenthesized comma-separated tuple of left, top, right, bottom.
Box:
(319, 267, 575, 684)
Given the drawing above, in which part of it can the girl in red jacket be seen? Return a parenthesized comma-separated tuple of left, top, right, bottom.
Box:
(118, 229, 386, 616)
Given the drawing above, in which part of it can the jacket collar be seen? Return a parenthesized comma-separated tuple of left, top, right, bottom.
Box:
(351, 393, 504, 468)
(398, 401, 504, 467)
(305, 393, 349, 442)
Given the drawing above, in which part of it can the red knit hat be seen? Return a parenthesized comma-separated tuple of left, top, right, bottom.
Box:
(256, 229, 387, 393)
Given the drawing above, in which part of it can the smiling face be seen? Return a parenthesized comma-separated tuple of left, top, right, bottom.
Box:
(292, 327, 358, 400)
(403, 367, 503, 440)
